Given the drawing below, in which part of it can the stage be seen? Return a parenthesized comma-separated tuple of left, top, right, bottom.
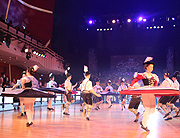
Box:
(0, 104, 180, 138)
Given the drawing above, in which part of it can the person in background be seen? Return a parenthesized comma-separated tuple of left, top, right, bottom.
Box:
(47, 73, 57, 111)
(105, 80, 113, 108)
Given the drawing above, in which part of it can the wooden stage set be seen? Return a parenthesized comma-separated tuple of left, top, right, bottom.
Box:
(0, 103, 180, 138)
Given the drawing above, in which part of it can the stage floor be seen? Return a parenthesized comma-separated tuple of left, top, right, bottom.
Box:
(0, 103, 180, 138)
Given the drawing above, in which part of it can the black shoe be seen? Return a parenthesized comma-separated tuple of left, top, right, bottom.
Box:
(176, 110, 180, 116)
(124, 106, 125, 109)
(173, 115, 180, 118)
(86, 117, 90, 121)
(63, 112, 70, 115)
(82, 109, 86, 117)
(140, 121, 149, 131)
(156, 108, 161, 111)
(47, 107, 51, 110)
(95, 108, 98, 110)
(80, 109, 83, 112)
(163, 112, 170, 118)
(50, 108, 54, 111)
(97, 106, 100, 109)
(136, 112, 140, 117)
(21, 113, 24, 116)
(24, 112, 26, 115)
(141, 125, 150, 131)
(108, 105, 112, 108)
(134, 119, 138, 122)
(62, 104, 65, 110)
(165, 117, 172, 121)
(26, 122, 33, 127)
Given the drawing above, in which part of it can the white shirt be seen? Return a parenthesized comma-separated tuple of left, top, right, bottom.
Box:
(93, 85, 103, 94)
(161, 78, 174, 88)
(173, 80, 179, 90)
(81, 78, 93, 91)
(117, 84, 128, 91)
(65, 79, 72, 92)
(105, 85, 113, 92)
(47, 80, 57, 88)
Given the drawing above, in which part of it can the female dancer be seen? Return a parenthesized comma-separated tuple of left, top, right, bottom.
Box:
(12, 71, 26, 116)
(105, 80, 113, 108)
(117, 81, 128, 110)
(93, 78, 103, 110)
(129, 57, 159, 131)
(21, 65, 39, 127)
(47, 73, 57, 111)
(81, 65, 101, 120)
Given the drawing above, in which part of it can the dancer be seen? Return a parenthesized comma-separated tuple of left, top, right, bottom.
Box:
(129, 57, 159, 131)
(63, 67, 77, 115)
(105, 80, 113, 108)
(21, 65, 39, 127)
(117, 80, 128, 110)
(81, 65, 101, 120)
(12, 71, 26, 116)
(128, 72, 142, 122)
(158, 73, 173, 120)
(47, 73, 57, 111)
(167, 71, 180, 117)
(93, 78, 103, 110)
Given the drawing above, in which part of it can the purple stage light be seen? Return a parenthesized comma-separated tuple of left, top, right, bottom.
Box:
(138, 17, 143, 21)
(172, 17, 175, 21)
(143, 19, 147, 22)
(88, 20, 93, 25)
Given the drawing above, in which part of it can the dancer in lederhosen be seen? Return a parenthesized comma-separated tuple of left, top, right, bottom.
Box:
(93, 78, 103, 110)
(63, 67, 77, 115)
(12, 71, 26, 116)
(81, 65, 101, 120)
(47, 73, 57, 111)
(167, 71, 180, 117)
(128, 72, 142, 122)
(129, 57, 159, 131)
(158, 73, 174, 120)
(117, 80, 128, 110)
(105, 80, 113, 108)
(21, 65, 39, 127)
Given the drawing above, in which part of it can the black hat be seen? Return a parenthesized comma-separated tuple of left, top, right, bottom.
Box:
(95, 78, 100, 82)
(172, 71, 180, 78)
(21, 71, 26, 75)
(164, 72, 170, 77)
(65, 67, 71, 78)
(108, 80, 112, 83)
(84, 65, 91, 76)
(143, 57, 155, 65)
(49, 73, 54, 78)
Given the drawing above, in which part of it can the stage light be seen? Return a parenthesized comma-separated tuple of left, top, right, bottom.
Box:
(43, 55, 46, 58)
(36, 52, 39, 56)
(110, 28, 113, 30)
(172, 17, 175, 21)
(45, 56, 47, 59)
(150, 27, 152, 29)
(32, 50, 36, 54)
(116, 19, 119, 22)
(146, 27, 149, 29)
(153, 26, 156, 29)
(88, 20, 93, 25)
(25, 48, 28, 53)
(143, 19, 147, 22)
(38, 54, 41, 57)
(157, 26, 160, 29)
(103, 29, 106, 31)
(138, 17, 143, 22)
(161, 26, 163, 28)
(100, 29, 102, 31)
(86, 28, 89, 31)
(173, 25, 176, 27)
(107, 28, 109, 31)
(127, 19, 131, 23)
(21, 45, 27, 53)
(97, 29, 99, 31)
(112, 20, 116, 23)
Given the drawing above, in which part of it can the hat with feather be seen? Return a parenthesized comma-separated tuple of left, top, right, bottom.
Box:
(143, 57, 155, 65)
(84, 65, 91, 76)
(65, 67, 71, 78)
